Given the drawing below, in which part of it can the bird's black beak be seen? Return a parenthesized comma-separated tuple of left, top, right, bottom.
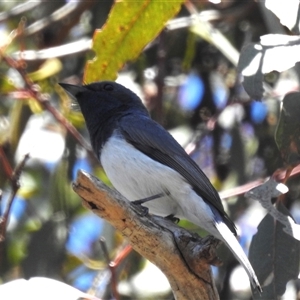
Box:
(59, 83, 85, 98)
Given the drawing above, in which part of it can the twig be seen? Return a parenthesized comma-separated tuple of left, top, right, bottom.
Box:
(219, 163, 300, 200)
(113, 243, 132, 267)
(184, 0, 240, 66)
(12, 38, 92, 61)
(0, 0, 41, 23)
(99, 238, 120, 300)
(0, 153, 30, 242)
(0, 50, 93, 156)
(24, 2, 80, 36)
(10, 4, 253, 61)
(0, 146, 14, 179)
(23, 0, 96, 48)
(219, 178, 265, 200)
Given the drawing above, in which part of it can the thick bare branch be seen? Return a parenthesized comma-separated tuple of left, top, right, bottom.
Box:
(73, 170, 220, 300)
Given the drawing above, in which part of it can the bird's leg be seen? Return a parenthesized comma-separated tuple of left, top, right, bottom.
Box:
(132, 190, 170, 216)
(132, 192, 165, 205)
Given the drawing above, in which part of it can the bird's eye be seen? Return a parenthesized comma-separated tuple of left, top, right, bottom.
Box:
(103, 84, 114, 91)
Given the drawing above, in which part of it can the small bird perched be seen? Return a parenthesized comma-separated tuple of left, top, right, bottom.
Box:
(60, 81, 261, 292)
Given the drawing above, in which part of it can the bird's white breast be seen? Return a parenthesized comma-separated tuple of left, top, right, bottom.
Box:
(100, 133, 217, 233)
(100, 134, 185, 215)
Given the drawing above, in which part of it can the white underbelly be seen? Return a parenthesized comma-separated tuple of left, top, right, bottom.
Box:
(100, 134, 216, 233)
(100, 135, 187, 216)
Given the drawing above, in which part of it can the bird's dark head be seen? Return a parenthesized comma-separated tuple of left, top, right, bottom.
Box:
(59, 81, 148, 119)
(59, 81, 149, 154)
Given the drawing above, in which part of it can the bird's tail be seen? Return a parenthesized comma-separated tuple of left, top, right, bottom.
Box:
(215, 221, 262, 293)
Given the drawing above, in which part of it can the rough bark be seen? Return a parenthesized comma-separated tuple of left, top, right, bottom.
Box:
(73, 170, 221, 300)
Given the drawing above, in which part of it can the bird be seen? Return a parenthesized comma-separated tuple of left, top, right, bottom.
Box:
(60, 81, 262, 292)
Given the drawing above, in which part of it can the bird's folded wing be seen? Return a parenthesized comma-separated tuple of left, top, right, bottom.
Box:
(119, 115, 236, 234)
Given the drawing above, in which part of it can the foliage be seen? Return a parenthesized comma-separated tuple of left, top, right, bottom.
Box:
(85, 0, 184, 82)
(1, 1, 300, 299)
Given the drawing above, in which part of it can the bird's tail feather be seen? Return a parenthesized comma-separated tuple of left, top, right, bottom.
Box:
(215, 222, 262, 293)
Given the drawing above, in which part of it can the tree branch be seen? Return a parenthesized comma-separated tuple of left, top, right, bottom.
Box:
(73, 170, 221, 300)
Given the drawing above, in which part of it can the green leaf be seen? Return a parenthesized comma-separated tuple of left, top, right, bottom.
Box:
(249, 203, 300, 299)
(27, 58, 62, 82)
(84, 0, 184, 83)
(275, 92, 300, 165)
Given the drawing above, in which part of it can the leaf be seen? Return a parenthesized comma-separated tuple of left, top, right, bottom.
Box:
(27, 58, 62, 82)
(190, 18, 239, 66)
(237, 43, 264, 100)
(260, 35, 300, 73)
(84, 0, 184, 83)
(265, 0, 300, 34)
(249, 203, 300, 299)
(245, 178, 300, 240)
(275, 92, 300, 165)
(238, 34, 300, 99)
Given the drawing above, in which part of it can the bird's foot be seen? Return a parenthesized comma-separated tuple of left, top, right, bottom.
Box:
(133, 204, 149, 217)
(164, 214, 180, 224)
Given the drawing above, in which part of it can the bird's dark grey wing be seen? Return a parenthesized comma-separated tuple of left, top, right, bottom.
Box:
(119, 115, 236, 234)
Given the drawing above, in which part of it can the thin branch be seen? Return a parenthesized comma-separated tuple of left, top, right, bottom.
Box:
(219, 178, 266, 200)
(73, 170, 220, 300)
(219, 163, 300, 200)
(0, 146, 14, 179)
(0, 51, 93, 156)
(23, 0, 97, 48)
(12, 38, 92, 61)
(113, 243, 132, 267)
(0, 153, 30, 242)
(24, 2, 80, 36)
(99, 238, 120, 300)
(9, 3, 254, 61)
(0, 0, 41, 23)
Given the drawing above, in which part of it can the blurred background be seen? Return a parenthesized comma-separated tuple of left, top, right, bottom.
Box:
(0, 0, 299, 299)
